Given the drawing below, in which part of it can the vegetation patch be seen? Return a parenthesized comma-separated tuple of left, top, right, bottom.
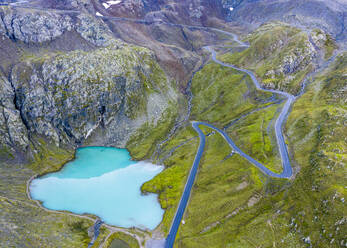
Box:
(0, 141, 97, 247)
(140, 125, 199, 234)
(127, 104, 179, 161)
(218, 22, 323, 95)
(103, 232, 139, 248)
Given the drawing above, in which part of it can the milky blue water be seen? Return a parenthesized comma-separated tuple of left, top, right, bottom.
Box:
(30, 147, 164, 230)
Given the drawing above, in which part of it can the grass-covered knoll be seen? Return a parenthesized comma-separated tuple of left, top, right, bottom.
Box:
(190, 57, 283, 173)
(226, 103, 283, 173)
(191, 62, 274, 126)
(103, 232, 139, 248)
(219, 22, 334, 95)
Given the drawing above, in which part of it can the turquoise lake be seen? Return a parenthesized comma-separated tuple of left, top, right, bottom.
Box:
(30, 147, 164, 230)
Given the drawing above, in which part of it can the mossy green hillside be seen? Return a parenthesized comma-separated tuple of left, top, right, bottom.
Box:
(127, 104, 179, 161)
(137, 46, 347, 248)
(104, 232, 140, 248)
(29, 136, 74, 174)
(129, 49, 286, 238)
(191, 61, 274, 126)
(191, 57, 283, 173)
(127, 53, 282, 239)
(226, 103, 283, 174)
(219, 22, 333, 95)
(283, 52, 347, 247)
(174, 53, 347, 247)
(174, 126, 301, 248)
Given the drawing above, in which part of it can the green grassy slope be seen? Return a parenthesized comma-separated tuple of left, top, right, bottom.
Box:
(219, 22, 335, 95)
(282, 52, 347, 247)
(132, 23, 346, 247)
(173, 44, 346, 248)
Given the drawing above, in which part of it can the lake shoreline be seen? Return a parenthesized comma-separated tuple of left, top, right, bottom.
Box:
(28, 146, 165, 231)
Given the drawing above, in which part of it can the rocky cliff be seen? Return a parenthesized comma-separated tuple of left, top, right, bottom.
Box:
(0, 75, 29, 157)
(220, 22, 337, 94)
(0, 6, 178, 162)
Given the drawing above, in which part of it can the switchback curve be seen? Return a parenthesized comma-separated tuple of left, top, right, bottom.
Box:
(165, 31, 295, 248)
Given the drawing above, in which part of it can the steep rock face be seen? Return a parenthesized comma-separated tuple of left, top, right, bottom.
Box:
(0, 6, 179, 156)
(0, 75, 29, 156)
(10, 40, 176, 150)
(269, 32, 317, 75)
(221, 23, 330, 94)
(0, 10, 73, 43)
(35, 0, 92, 10)
(0, 8, 115, 45)
(75, 13, 114, 46)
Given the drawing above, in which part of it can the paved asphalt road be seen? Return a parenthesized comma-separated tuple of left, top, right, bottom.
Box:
(165, 32, 294, 248)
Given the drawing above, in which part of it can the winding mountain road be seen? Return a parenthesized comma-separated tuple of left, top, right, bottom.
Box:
(7, 5, 330, 247)
(165, 31, 296, 248)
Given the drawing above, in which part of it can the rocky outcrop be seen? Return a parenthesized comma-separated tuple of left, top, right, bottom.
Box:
(0, 10, 73, 43)
(280, 38, 317, 75)
(0, 5, 203, 161)
(0, 75, 29, 155)
(75, 13, 114, 46)
(0, 4, 180, 158)
(0, 4, 179, 158)
(9, 40, 176, 151)
(0, 7, 117, 46)
(36, 0, 92, 10)
(228, 23, 322, 94)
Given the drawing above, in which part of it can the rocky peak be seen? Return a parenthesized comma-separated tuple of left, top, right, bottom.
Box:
(0, 9, 73, 43)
